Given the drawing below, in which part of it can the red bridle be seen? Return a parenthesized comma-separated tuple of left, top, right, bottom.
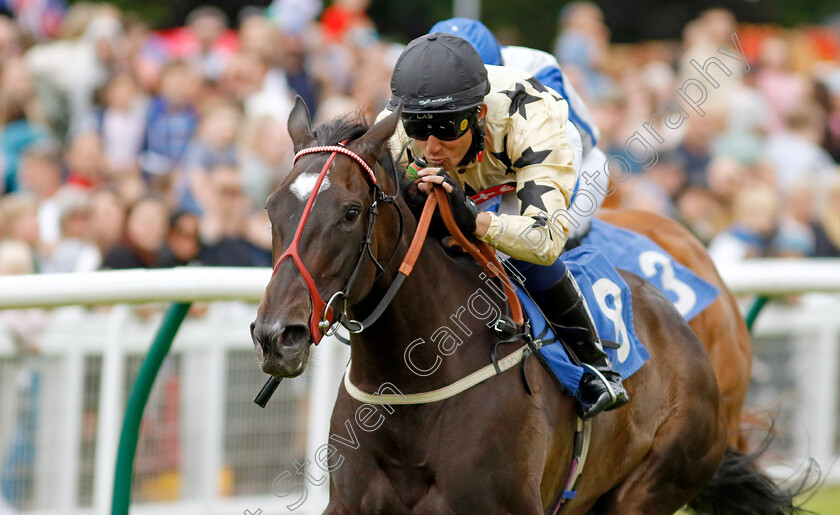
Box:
(272, 143, 377, 344)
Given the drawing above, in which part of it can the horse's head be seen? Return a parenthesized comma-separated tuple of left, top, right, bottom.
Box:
(251, 97, 403, 377)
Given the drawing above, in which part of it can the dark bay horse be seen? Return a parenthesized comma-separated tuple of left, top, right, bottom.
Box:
(251, 98, 798, 513)
(596, 209, 752, 450)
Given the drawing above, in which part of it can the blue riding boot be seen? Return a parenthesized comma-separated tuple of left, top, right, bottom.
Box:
(533, 269, 630, 420)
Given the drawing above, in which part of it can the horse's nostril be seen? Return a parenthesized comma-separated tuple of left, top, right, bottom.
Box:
(251, 322, 275, 352)
(280, 324, 309, 347)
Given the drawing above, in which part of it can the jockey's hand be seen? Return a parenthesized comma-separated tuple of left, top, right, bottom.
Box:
(400, 176, 427, 221)
(419, 168, 479, 236)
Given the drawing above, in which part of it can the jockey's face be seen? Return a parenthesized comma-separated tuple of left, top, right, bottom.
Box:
(414, 104, 487, 171)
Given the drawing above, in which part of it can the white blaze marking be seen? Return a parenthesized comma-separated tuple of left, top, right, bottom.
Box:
(290, 173, 330, 201)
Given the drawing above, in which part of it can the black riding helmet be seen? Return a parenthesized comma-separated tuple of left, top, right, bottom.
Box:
(388, 32, 490, 114)
(388, 33, 491, 163)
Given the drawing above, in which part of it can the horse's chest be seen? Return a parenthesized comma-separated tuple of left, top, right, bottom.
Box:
(338, 461, 499, 514)
(331, 432, 509, 513)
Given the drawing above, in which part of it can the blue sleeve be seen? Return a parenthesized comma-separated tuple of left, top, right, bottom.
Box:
(534, 66, 597, 147)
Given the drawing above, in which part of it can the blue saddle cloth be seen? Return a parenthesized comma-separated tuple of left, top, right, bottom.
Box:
(581, 219, 719, 322)
(517, 245, 650, 396)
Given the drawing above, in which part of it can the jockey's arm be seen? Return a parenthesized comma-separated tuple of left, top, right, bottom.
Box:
(476, 98, 577, 265)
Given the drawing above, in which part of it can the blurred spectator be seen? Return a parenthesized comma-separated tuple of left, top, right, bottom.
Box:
(25, 5, 124, 130)
(64, 130, 105, 189)
(200, 165, 270, 267)
(238, 13, 280, 66)
(123, 15, 159, 93)
(675, 108, 725, 187)
(40, 189, 101, 272)
(17, 141, 63, 248)
(0, 194, 40, 266)
(158, 210, 202, 267)
(0, 16, 22, 60)
(553, 1, 610, 100)
(623, 150, 687, 217)
(278, 31, 319, 114)
(101, 195, 169, 269)
(267, 0, 323, 35)
(138, 60, 200, 179)
(0, 94, 51, 194)
(776, 179, 816, 257)
(812, 175, 840, 257)
(183, 7, 232, 83)
(765, 101, 837, 192)
(88, 187, 125, 257)
(320, 0, 372, 45)
(821, 71, 840, 162)
(0, 57, 44, 121)
(755, 35, 810, 134)
(220, 49, 294, 123)
(675, 186, 728, 244)
(0, 0, 65, 42)
(89, 73, 148, 177)
(177, 98, 241, 213)
(706, 156, 747, 206)
(239, 115, 292, 209)
(708, 186, 781, 264)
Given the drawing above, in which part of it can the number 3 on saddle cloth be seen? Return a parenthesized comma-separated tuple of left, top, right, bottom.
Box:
(580, 218, 720, 322)
(510, 223, 720, 394)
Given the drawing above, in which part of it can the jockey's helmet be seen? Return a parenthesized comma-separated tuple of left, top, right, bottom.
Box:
(428, 18, 502, 66)
(388, 33, 490, 147)
(388, 33, 489, 116)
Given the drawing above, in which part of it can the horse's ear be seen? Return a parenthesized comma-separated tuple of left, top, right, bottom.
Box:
(288, 96, 316, 153)
(356, 102, 402, 161)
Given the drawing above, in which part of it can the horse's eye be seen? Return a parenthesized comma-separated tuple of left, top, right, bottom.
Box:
(344, 207, 361, 223)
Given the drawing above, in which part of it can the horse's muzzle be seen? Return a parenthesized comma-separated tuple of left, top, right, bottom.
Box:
(250, 321, 311, 377)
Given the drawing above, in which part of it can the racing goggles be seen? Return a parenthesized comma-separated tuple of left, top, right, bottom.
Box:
(402, 109, 477, 141)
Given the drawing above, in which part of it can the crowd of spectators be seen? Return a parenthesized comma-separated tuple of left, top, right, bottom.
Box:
(559, 5, 840, 263)
(0, 0, 396, 278)
(0, 0, 838, 282)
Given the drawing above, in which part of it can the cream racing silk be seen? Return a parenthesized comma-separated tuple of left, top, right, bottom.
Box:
(378, 65, 577, 265)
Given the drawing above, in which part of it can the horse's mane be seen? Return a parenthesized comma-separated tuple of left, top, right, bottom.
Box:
(314, 113, 369, 147)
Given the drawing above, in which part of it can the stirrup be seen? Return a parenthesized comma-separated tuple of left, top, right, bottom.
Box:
(581, 363, 618, 404)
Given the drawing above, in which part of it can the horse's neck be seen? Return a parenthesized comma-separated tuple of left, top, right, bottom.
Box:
(347, 232, 498, 393)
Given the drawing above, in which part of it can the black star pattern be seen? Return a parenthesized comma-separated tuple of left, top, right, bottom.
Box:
(530, 215, 553, 240)
(500, 83, 541, 119)
(490, 134, 516, 175)
(526, 76, 548, 93)
(517, 180, 554, 214)
(530, 215, 547, 227)
(513, 146, 552, 168)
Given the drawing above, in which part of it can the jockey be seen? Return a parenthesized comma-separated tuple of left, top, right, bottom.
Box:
(380, 32, 628, 420)
(429, 17, 609, 241)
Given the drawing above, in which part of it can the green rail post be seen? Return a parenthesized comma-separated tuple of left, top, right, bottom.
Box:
(745, 295, 769, 333)
(111, 302, 191, 515)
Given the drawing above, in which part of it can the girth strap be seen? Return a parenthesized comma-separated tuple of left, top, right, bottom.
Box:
(343, 344, 529, 405)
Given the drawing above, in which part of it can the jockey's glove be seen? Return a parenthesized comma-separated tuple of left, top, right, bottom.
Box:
(401, 177, 427, 221)
(438, 171, 479, 237)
